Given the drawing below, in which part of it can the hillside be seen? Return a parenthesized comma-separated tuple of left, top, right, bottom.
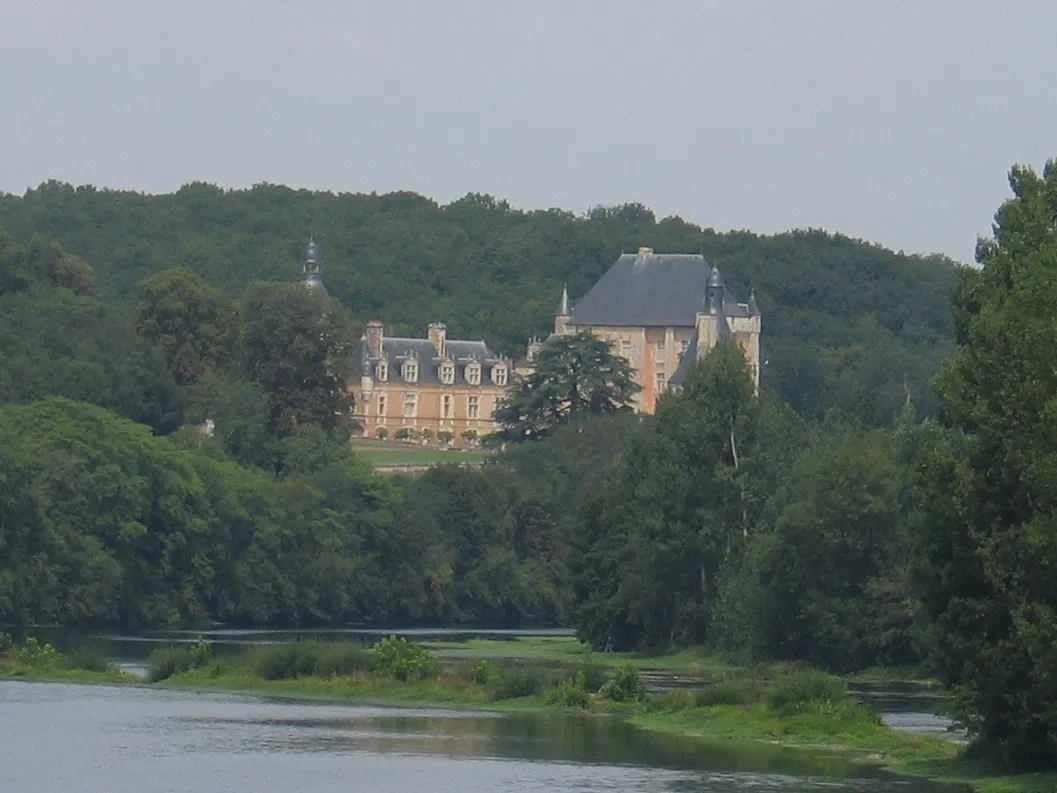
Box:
(0, 181, 962, 423)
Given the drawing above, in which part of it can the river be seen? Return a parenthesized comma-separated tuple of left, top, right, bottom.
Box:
(1, 680, 968, 793)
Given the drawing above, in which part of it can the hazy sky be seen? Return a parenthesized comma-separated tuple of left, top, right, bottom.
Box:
(3, 1, 1056, 264)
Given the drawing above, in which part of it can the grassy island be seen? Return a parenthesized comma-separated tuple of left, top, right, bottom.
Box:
(1, 634, 1053, 793)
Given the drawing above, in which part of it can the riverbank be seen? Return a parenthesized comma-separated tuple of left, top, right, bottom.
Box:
(2, 635, 1052, 793)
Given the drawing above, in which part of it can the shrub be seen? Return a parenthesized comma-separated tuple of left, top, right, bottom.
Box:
(438, 431, 454, 445)
(375, 427, 389, 440)
(644, 690, 695, 713)
(488, 664, 547, 701)
(371, 636, 441, 682)
(602, 663, 646, 702)
(252, 642, 323, 680)
(546, 672, 591, 709)
(470, 659, 501, 686)
(0, 632, 12, 654)
(314, 644, 374, 677)
(11, 637, 64, 671)
(764, 669, 849, 714)
(67, 646, 115, 674)
(694, 678, 763, 707)
(147, 638, 213, 682)
(421, 428, 433, 441)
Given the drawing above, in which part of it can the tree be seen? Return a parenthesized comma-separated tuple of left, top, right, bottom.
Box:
(494, 331, 639, 441)
(918, 162, 1057, 770)
(242, 283, 355, 439)
(571, 342, 758, 650)
(135, 268, 239, 386)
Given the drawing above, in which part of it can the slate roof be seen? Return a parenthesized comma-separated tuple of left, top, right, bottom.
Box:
(569, 252, 751, 327)
(361, 336, 507, 386)
(301, 271, 329, 298)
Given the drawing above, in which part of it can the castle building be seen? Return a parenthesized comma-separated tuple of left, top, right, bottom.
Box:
(552, 247, 761, 414)
(354, 321, 513, 446)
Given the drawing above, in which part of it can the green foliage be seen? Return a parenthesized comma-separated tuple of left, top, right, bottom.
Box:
(469, 659, 501, 686)
(251, 641, 373, 680)
(917, 161, 1057, 771)
(764, 670, 850, 714)
(66, 646, 115, 674)
(545, 672, 592, 709)
(495, 332, 639, 442)
(0, 632, 12, 653)
(147, 639, 213, 683)
(601, 663, 646, 702)
(487, 664, 547, 700)
(10, 637, 64, 671)
(370, 636, 441, 682)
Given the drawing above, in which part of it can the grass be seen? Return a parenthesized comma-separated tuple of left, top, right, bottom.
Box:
(350, 439, 491, 467)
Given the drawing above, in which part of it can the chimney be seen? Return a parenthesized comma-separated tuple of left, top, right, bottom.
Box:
(638, 246, 654, 257)
(428, 322, 447, 357)
(365, 320, 384, 357)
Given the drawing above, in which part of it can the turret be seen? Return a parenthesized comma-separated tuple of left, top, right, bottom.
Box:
(300, 237, 328, 297)
(706, 265, 725, 315)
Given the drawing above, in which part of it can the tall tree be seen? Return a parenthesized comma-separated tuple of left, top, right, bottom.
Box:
(494, 331, 639, 441)
(918, 162, 1057, 770)
(242, 283, 355, 440)
(135, 268, 239, 387)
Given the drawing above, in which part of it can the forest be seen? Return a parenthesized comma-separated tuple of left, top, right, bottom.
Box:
(0, 168, 1054, 770)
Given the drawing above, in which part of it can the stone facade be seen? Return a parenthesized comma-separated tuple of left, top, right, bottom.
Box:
(551, 247, 761, 414)
(353, 321, 512, 447)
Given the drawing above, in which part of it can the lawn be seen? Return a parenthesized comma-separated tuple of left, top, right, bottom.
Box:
(351, 439, 491, 467)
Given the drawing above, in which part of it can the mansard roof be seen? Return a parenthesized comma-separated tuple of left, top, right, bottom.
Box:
(360, 336, 506, 386)
(569, 252, 752, 327)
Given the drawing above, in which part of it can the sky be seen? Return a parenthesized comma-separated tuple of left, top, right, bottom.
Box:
(2, 1, 1056, 265)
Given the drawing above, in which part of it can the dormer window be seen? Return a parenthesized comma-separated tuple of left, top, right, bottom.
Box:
(466, 363, 481, 386)
(440, 361, 455, 385)
(403, 361, 418, 383)
(377, 362, 388, 382)
(492, 365, 508, 386)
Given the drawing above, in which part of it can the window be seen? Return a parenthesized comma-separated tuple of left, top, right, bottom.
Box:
(440, 361, 455, 385)
(492, 366, 508, 386)
(442, 394, 453, 419)
(377, 362, 388, 382)
(467, 395, 480, 419)
(619, 339, 632, 358)
(466, 364, 481, 385)
(654, 341, 666, 358)
(655, 373, 667, 393)
(402, 392, 418, 418)
(377, 394, 387, 417)
(402, 361, 418, 383)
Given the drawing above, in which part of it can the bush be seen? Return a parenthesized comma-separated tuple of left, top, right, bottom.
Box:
(470, 659, 501, 685)
(0, 632, 12, 654)
(371, 636, 441, 682)
(602, 663, 646, 702)
(314, 643, 374, 677)
(147, 638, 213, 682)
(546, 672, 591, 709)
(11, 637, 64, 671)
(376, 427, 388, 440)
(438, 431, 454, 445)
(488, 664, 547, 700)
(644, 690, 695, 713)
(764, 669, 849, 714)
(571, 662, 607, 693)
(694, 677, 764, 707)
(66, 646, 115, 674)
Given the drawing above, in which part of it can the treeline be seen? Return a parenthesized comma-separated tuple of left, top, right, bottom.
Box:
(0, 181, 960, 425)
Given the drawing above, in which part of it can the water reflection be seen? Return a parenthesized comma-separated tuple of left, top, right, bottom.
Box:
(0, 682, 963, 793)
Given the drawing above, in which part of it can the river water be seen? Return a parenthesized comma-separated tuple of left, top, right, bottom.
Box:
(0, 681, 966, 793)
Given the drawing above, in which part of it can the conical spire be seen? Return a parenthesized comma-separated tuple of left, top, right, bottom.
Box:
(557, 283, 571, 316)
